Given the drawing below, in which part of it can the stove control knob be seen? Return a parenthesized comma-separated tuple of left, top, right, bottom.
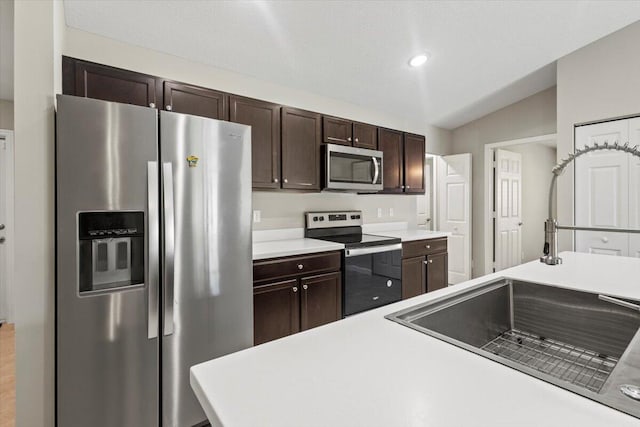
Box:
(356, 215, 361, 219)
(313, 216, 318, 221)
(319, 216, 325, 222)
(350, 215, 356, 219)
(387, 280, 393, 287)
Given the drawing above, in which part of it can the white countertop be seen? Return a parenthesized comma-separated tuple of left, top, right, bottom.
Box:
(370, 229, 451, 242)
(253, 238, 344, 261)
(191, 252, 640, 427)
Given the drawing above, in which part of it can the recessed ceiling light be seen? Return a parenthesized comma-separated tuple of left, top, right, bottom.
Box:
(409, 53, 429, 68)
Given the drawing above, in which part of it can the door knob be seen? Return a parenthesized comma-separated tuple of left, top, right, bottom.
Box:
(601, 236, 609, 243)
(0, 237, 5, 244)
(0, 224, 4, 230)
(518, 222, 523, 226)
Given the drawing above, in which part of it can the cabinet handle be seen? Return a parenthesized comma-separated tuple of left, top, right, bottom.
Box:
(429, 259, 433, 264)
(303, 284, 308, 290)
(423, 260, 429, 265)
(297, 264, 304, 270)
(166, 105, 172, 111)
(355, 137, 359, 143)
(406, 185, 411, 189)
(426, 245, 431, 249)
(149, 102, 156, 108)
(283, 178, 288, 183)
(292, 286, 298, 293)
(274, 178, 279, 183)
(400, 185, 405, 189)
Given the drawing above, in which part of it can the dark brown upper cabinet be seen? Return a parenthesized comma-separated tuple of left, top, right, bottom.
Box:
(403, 133, 426, 193)
(63, 56, 160, 108)
(353, 122, 378, 149)
(163, 81, 229, 120)
(281, 107, 322, 191)
(378, 128, 404, 193)
(322, 117, 378, 150)
(323, 116, 353, 146)
(230, 96, 281, 190)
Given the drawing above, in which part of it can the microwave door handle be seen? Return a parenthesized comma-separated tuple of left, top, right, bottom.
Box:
(372, 157, 379, 184)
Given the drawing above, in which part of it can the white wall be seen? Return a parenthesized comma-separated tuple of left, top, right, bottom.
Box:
(0, 99, 13, 130)
(557, 20, 640, 252)
(451, 86, 557, 277)
(14, 0, 60, 425)
(503, 143, 557, 263)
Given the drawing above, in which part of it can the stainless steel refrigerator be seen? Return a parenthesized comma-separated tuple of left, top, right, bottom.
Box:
(56, 94, 253, 427)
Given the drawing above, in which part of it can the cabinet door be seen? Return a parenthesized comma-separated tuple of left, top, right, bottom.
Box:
(353, 122, 377, 150)
(401, 256, 425, 299)
(323, 116, 353, 146)
(230, 96, 281, 189)
(281, 107, 322, 190)
(163, 81, 229, 120)
(426, 252, 448, 293)
(378, 128, 404, 193)
(404, 133, 425, 193)
(66, 57, 159, 108)
(300, 272, 342, 331)
(253, 279, 300, 345)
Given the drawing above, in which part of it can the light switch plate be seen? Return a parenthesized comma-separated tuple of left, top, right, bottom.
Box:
(389, 208, 394, 217)
(377, 208, 382, 218)
(253, 210, 261, 223)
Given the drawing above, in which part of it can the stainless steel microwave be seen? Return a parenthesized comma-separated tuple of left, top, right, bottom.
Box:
(324, 143, 384, 192)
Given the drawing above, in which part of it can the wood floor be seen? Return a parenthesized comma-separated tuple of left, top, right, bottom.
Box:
(0, 323, 15, 427)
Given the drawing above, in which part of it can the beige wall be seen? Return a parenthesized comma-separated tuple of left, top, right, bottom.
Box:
(63, 27, 452, 155)
(503, 143, 557, 264)
(253, 192, 418, 230)
(0, 99, 13, 130)
(14, 0, 60, 425)
(451, 86, 557, 276)
(557, 21, 640, 252)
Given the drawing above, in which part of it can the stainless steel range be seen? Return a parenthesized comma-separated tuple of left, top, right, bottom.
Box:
(305, 211, 402, 316)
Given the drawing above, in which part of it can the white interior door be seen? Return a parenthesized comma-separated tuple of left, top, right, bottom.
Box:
(575, 121, 629, 255)
(0, 131, 14, 323)
(628, 118, 640, 257)
(494, 149, 523, 271)
(417, 157, 433, 230)
(437, 153, 472, 284)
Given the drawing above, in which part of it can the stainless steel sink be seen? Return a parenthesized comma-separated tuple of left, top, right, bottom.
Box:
(386, 278, 640, 419)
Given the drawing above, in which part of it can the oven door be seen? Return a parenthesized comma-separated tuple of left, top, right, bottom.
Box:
(343, 244, 402, 316)
(325, 143, 383, 192)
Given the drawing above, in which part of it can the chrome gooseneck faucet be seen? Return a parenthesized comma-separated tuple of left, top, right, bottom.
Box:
(541, 141, 640, 265)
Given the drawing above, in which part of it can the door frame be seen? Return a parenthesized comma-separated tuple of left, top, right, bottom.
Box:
(483, 133, 556, 275)
(0, 129, 15, 323)
(418, 153, 441, 230)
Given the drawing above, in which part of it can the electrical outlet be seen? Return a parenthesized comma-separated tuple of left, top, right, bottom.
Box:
(389, 207, 394, 217)
(377, 208, 382, 218)
(253, 210, 261, 223)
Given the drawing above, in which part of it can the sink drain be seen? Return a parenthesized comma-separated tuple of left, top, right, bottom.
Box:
(621, 385, 640, 401)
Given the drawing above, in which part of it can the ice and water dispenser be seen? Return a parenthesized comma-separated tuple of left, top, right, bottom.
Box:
(78, 211, 145, 293)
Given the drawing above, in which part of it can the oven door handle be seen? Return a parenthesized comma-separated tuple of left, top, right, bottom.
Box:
(345, 243, 402, 257)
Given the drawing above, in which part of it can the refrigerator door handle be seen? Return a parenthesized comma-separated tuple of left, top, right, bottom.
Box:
(147, 161, 160, 339)
(162, 162, 176, 336)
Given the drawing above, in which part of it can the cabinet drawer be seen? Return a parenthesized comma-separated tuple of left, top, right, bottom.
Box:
(254, 251, 341, 283)
(402, 238, 447, 259)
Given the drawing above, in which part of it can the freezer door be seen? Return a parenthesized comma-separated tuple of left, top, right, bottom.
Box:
(56, 95, 160, 426)
(160, 111, 253, 426)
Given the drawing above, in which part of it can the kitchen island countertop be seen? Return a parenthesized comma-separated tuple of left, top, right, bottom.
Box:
(192, 252, 640, 427)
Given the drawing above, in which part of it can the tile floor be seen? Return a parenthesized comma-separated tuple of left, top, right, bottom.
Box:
(0, 323, 15, 427)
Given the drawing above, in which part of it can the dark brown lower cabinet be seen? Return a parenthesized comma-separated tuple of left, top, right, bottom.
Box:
(401, 256, 425, 299)
(426, 252, 448, 293)
(300, 272, 341, 331)
(401, 238, 448, 299)
(253, 252, 342, 345)
(253, 279, 300, 346)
